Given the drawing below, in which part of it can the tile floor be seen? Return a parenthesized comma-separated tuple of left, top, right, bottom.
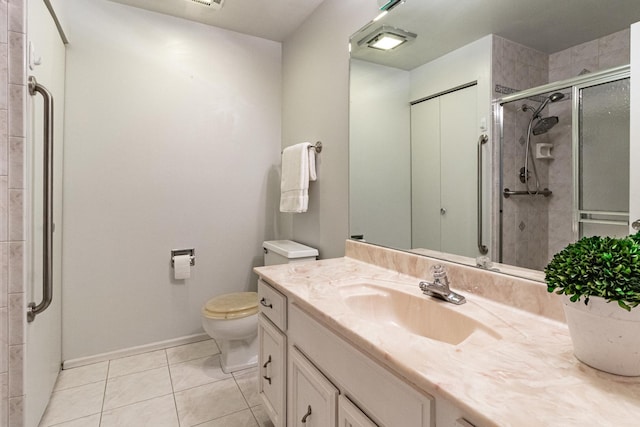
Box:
(38, 339, 274, 427)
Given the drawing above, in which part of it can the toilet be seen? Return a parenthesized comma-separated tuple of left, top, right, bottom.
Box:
(201, 240, 318, 373)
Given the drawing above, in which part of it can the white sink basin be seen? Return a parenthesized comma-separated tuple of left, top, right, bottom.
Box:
(339, 283, 501, 345)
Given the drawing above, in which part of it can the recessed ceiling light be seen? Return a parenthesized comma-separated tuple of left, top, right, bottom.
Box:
(358, 25, 417, 51)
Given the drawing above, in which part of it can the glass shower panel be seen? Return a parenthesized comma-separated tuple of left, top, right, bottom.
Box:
(579, 78, 630, 215)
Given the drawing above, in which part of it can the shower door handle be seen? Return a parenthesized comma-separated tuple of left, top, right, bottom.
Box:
(27, 76, 55, 323)
(477, 134, 489, 255)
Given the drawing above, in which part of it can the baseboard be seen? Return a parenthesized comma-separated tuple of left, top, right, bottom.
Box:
(62, 332, 210, 370)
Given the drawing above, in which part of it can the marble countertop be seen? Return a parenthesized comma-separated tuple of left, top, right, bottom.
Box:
(254, 256, 640, 427)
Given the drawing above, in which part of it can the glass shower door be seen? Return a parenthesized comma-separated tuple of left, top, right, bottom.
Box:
(575, 77, 630, 238)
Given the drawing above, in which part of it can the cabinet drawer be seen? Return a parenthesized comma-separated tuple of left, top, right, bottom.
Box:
(258, 279, 287, 331)
(259, 314, 287, 427)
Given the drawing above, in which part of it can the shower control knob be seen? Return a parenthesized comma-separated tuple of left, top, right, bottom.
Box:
(440, 208, 447, 215)
(633, 219, 640, 231)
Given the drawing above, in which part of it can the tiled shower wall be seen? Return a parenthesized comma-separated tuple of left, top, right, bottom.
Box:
(492, 35, 550, 270)
(1, 0, 27, 425)
(493, 29, 630, 270)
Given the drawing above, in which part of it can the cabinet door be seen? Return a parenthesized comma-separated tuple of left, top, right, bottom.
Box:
(338, 395, 378, 427)
(289, 347, 338, 427)
(259, 314, 287, 427)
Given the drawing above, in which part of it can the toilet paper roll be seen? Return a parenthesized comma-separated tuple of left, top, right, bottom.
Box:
(173, 255, 191, 280)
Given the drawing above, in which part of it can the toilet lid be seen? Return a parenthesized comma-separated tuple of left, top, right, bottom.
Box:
(202, 292, 259, 320)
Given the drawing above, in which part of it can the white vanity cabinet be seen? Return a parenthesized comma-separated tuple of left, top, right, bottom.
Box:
(288, 303, 433, 427)
(257, 278, 435, 427)
(258, 280, 288, 427)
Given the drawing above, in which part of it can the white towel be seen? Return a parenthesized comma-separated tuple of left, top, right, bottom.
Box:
(280, 142, 317, 213)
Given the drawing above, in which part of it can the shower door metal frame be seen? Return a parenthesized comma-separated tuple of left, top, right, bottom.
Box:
(571, 71, 631, 240)
(495, 64, 630, 262)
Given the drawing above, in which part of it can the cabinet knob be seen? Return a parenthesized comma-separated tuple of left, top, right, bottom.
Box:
(440, 207, 447, 215)
(301, 405, 312, 423)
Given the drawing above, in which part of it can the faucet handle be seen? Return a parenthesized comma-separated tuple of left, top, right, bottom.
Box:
(430, 264, 447, 279)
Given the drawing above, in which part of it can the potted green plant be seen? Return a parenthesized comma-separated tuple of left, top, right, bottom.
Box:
(545, 232, 640, 376)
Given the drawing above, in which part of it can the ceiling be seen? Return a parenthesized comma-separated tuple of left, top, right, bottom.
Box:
(352, 0, 640, 70)
(107, 0, 327, 42)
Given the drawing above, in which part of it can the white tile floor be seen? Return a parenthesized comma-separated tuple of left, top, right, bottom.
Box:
(38, 339, 274, 427)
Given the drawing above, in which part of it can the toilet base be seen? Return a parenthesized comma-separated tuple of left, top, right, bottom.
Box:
(219, 333, 258, 374)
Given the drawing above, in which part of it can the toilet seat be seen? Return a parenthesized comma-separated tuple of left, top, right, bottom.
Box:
(202, 292, 258, 320)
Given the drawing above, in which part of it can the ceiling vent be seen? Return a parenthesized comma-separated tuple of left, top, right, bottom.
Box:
(190, 0, 224, 9)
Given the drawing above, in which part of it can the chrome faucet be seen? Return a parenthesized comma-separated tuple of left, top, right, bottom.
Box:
(419, 265, 466, 305)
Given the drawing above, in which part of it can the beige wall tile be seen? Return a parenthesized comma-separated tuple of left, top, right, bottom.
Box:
(8, 83, 23, 137)
(8, 189, 21, 241)
(0, 44, 7, 111)
(0, 308, 6, 372)
(8, 395, 23, 427)
(8, 242, 22, 294)
(0, 176, 6, 241)
(8, 292, 22, 345)
(8, 137, 23, 189)
(0, 372, 7, 427)
(0, 242, 7, 307)
(0, 127, 6, 177)
(8, 344, 21, 397)
(0, 2, 6, 44)
(2, 1, 24, 423)
(8, 31, 23, 86)
(8, 0, 25, 35)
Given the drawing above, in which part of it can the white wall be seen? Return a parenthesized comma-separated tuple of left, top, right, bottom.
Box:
(55, 0, 282, 360)
(281, 0, 379, 258)
(630, 22, 640, 234)
(349, 59, 411, 248)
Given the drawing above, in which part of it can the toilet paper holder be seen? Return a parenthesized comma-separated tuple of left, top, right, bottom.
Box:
(171, 248, 195, 267)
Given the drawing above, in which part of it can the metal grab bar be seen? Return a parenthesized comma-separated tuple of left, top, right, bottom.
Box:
(503, 188, 552, 198)
(27, 76, 54, 323)
(477, 134, 488, 255)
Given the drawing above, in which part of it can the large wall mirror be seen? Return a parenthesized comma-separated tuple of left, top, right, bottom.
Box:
(349, 0, 640, 281)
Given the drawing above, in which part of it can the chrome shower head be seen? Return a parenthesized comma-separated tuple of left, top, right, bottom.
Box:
(531, 92, 565, 118)
(548, 92, 565, 102)
(532, 116, 559, 135)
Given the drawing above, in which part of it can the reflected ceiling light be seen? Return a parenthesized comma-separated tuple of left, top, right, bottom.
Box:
(378, 0, 404, 12)
(190, 0, 224, 8)
(358, 25, 417, 51)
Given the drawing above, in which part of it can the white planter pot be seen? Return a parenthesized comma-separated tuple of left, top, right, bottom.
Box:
(561, 294, 640, 376)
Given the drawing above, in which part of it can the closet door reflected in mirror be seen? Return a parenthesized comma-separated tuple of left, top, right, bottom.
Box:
(411, 84, 479, 257)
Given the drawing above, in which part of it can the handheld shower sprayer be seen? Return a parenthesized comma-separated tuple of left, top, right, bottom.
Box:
(522, 91, 565, 194)
(531, 92, 565, 118)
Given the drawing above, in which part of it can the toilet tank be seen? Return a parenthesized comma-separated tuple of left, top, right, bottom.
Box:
(263, 240, 319, 266)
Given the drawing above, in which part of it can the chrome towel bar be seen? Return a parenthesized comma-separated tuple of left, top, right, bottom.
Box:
(281, 141, 322, 154)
